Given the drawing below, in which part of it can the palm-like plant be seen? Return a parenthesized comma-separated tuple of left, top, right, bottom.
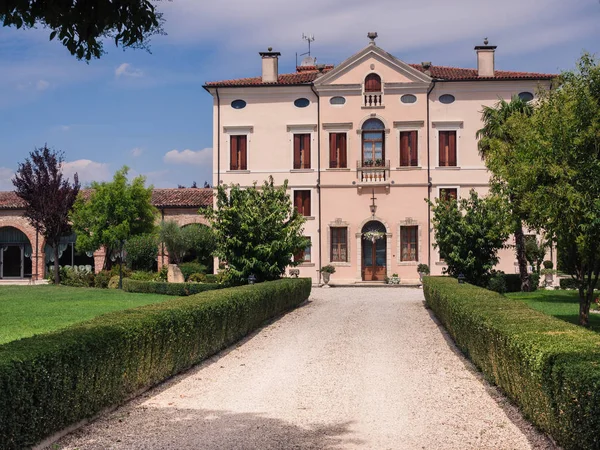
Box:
(477, 95, 534, 292)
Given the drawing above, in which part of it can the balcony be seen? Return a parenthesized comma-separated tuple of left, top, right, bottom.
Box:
(356, 160, 390, 183)
(363, 91, 384, 108)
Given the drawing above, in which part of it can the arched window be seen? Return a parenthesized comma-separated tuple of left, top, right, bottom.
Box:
(361, 119, 385, 164)
(364, 73, 382, 92)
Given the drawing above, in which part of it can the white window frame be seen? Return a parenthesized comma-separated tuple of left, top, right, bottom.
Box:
(433, 122, 462, 168)
(397, 220, 422, 265)
(223, 126, 253, 172)
(395, 125, 423, 169)
(437, 186, 460, 201)
(291, 188, 314, 220)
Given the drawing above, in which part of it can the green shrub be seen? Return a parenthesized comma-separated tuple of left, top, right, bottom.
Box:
(0, 278, 311, 450)
(187, 273, 205, 283)
(122, 279, 223, 296)
(129, 271, 157, 281)
(204, 273, 218, 283)
(109, 265, 132, 278)
(530, 272, 540, 291)
(560, 278, 579, 290)
(423, 276, 600, 450)
(487, 273, 507, 294)
(178, 262, 207, 281)
(125, 233, 158, 271)
(108, 275, 121, 289)
(94, 270, 111, 289)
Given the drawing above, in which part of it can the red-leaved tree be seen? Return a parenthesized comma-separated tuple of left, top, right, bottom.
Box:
(13, 145, 80, 284)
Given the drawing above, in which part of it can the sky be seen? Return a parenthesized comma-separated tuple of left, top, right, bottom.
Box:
(0, 0, 598, 190)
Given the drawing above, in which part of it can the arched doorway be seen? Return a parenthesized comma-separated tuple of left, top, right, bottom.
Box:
(361, 220, 386, 281)
(0, 226, 33, 279)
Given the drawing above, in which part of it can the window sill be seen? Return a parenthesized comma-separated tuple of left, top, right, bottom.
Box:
(397, 261, 419, 266)
(226, 170, 251, 173)
(330, 261, 351, 267)
(361, 106, 385, 109)
(298, 262, 315, 267)
(290, 169, 314, 173)
(435, 261, 447, 266)
(303, 216, 316, 221)
(395, 166, 422, 170)
(326, 168, 351, 171)
(435, 166, 461, 170)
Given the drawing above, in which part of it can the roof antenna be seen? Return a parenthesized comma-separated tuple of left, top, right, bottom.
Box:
(299, 33, 316, 67)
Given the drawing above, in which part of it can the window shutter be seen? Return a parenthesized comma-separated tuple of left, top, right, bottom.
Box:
(294, 191, 302, 214)
(329, 133, 337, 168)
(303, 134, 311, 169)
(304, 192, 311, 217)
(239, 136, 247, 170)
(230, 136, 238, 170)
(365, 74, 381, 92)
(293, 134, 301, 169)
(400, 132, 409, 166)
(448, 131, 457, 166)
(410, 131, 418, 166)
(439, 131, 447, 166)
(339, 133, 347, 168)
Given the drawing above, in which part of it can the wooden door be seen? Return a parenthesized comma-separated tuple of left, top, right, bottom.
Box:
(362, 238, 386, 281)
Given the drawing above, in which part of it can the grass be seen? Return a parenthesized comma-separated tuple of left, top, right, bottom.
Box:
(506, 289, 600, 332)
(0, 285, 172, 345)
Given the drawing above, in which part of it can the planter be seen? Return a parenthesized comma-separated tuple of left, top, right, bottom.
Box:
(418, 272, 424, 282)
(322, 272, 331, 285)
(388, 276, 400, 285)
(545, 273, 554, 287)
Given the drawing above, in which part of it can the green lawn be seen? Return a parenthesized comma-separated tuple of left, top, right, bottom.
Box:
(0, 285, 171, 345)
(506, 289, 600, 332)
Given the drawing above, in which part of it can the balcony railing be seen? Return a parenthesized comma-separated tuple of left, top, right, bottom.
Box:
(363, 91, 383, 107)
(356, 160, 390, 183)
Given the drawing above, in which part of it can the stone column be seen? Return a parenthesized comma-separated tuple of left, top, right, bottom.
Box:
(93, 248, 106, 273)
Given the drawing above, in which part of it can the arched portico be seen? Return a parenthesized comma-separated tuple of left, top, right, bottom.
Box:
(0, 220, 45, 280)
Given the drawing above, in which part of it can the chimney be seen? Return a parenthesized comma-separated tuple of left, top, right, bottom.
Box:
(259, 47, 281, 83)
(474, 38, 497, 77)
(421, 61, 431, 76)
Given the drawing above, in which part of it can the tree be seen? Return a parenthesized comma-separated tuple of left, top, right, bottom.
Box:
(203, 177, 309, 284)
(13, 145, 80, 284)
(477, 96, 534, 291)
(158, 220, 188, 264)
(1, 0, 165, 60)
(159, 221, 216, 268)
(70, 166, 156, 269)
(125, 233, 158, 271)
(524, 235, 548, 274)
(509, 54, 600, 326)
(428, 189, 511, 286)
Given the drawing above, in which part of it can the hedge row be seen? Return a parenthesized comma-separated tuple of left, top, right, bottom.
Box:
(423, 276, 600, 450)
(500, 273, 539, 293)
(0, 278, 312, 449)
(560, 277, 579, 290)
(122, 278, 224, 296)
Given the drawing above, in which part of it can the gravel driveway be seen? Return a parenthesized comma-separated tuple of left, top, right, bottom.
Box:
(53, 287, 556, 450)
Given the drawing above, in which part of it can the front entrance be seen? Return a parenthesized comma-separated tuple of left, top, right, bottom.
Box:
(361, 220, 387, 281)
(0, 227, 33, 279)
(1, 245, 24, 278)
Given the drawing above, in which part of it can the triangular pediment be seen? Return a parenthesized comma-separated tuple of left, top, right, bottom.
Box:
(314, 44, 431, 87)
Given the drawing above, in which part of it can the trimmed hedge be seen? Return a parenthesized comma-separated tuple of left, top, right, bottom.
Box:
(423, 276, 600, 450)
(0, 278, 311, 449)
(122, 278, 223, 296)
(500, 273, 539, 293)
(560, 277, 579, 290)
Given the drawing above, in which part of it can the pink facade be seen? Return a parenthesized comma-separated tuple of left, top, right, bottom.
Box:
(205, 36, 555, 284)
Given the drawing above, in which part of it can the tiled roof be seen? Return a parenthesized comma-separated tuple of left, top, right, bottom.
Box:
(0, 188, 213, 210)
(205, 64, 555, 87)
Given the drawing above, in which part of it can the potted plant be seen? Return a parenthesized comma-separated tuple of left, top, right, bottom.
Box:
(388, 273, 400, 284)
(375, 158, 384, 167)
(363, 230, 385, 243)
(320, 265, 336, 286)
(541, 260, 555, 286)
(417, 263, 430, 282)
(363, 160, 373, 167)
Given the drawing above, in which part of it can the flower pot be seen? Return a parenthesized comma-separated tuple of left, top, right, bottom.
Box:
(322, 272, 331, 285)
(545, 273, 553, 287)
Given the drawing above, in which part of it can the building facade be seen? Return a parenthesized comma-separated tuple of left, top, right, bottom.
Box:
(205, 34, 555, 284)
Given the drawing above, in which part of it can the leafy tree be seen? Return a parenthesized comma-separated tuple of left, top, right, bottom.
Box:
(70, 166, 156, 269)
(477, 96, 534, 291)
(125, 233, 158, 271)
(524, 235, 548, 274)
(159, 220, 188, 264)
(428, 189, 511, 286)
(203, 176, 309, 284)
(509, 54, 600, 326)
(13, 145, 80, 284)
(1, 0, 165, 60)
(182, 223, 216, 270)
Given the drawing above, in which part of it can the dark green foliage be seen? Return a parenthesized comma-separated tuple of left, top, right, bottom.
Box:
(0, 279, 311, 449)
(187, 273, 205, 283)
(60, 268, 95, 288)
(122, 279, 223, 296)
(423, 277, 600, 450)
(128, 271, 157, 281)
(561, 278, 580, 290)
(178, 262, 208, 281)
(94, 270, 111, 289)
(125, 234, 158, 271)
(487, 273, 507, 294)
(496, 273, 538, 293)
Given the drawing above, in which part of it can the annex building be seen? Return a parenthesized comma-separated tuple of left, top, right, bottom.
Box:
(204, 33, 555, 284)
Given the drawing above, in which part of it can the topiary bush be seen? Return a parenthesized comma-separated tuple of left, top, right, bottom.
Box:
(0, 278, 311, 450)
(108, 275, 121, 289)
(122, 279, 223, 296)
(423, 276, 600, 450)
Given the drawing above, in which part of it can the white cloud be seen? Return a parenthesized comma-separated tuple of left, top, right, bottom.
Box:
(163, 148, 212, 166)
(131, 147, 143, 157)
(36, 79, 50, 91)
(0, 167, 14, 190)
(61, 159, 111, 185)
(115, 63, 144, 78)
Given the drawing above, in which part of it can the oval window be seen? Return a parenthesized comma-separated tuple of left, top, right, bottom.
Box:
(439, 94, 455, 104)
(231, 99, 246, 109)
(330, 96, 346, 105)
(294, 98, 310, 108)
(518, 91, 534, 102)
(401, 94, 417, 104)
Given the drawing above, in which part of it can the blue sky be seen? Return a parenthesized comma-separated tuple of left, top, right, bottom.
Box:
(0, 0, 598, 190)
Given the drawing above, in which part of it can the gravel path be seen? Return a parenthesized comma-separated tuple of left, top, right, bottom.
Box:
(53, 288, 557, 450)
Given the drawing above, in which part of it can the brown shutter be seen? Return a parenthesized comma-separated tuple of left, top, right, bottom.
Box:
(448, 131, 457, 166)
(230, 136, 238, 170)
(303, 134, 311, 169)
(400, 132, 409, 166)
(439, 131, 447, 166)
(329, 133, 337, 168)
(239, 136, 247, 170)
(339, 133, 347, 168)
(294, 191, 302, 214)
(410, 131, 418, 166)
(365, 74, 381, 92)
(304, 191, 311, 217)
(293, 134, 301, 169)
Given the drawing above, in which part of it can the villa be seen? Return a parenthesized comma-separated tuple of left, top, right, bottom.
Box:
(203, 33, 555, 284)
